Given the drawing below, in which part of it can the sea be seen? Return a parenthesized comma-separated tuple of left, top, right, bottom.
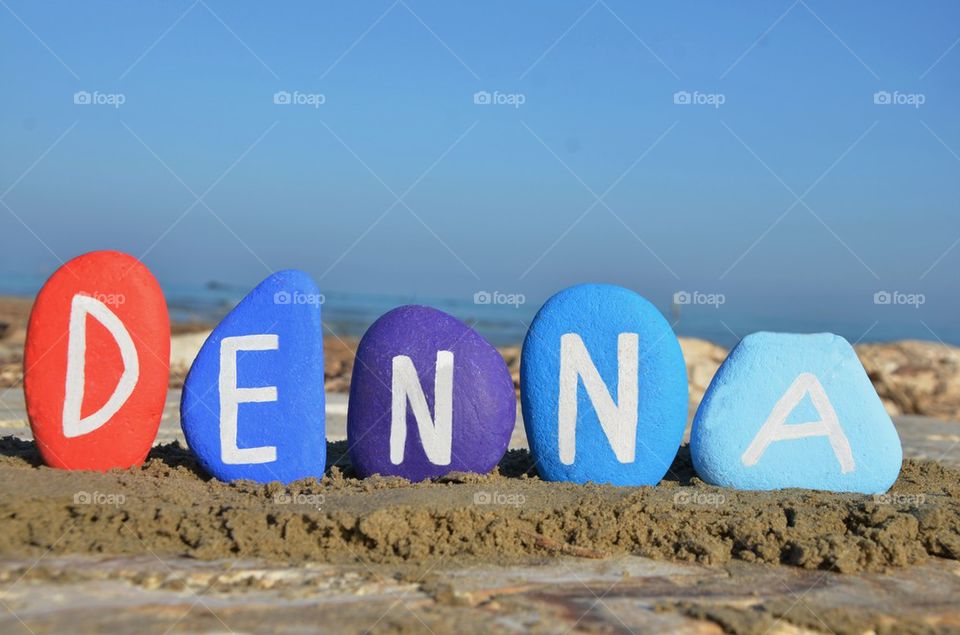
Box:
(2, 274, 955, 349)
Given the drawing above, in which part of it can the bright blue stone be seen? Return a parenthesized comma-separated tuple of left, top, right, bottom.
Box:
(690, 332, 902, 494)
(520, 284, 688, 485)
(181, 270, 325, 484)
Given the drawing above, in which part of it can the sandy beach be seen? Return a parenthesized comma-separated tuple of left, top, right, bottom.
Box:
(8, 1, 959, 628)
(2, 434, 959, 571)
(2, 296, 960, 632)
(1, 424, 959, 632)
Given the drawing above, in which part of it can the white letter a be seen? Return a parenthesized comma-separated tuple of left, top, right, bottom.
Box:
(62, 295, 140, 438)
(741, 372, 855, 473)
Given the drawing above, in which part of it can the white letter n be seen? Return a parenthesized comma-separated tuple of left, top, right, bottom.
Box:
(391, 351, 453, 466)
(741, 372, 855, 473)
(219, 334, 279, 465)
(558, 333, 639, 465)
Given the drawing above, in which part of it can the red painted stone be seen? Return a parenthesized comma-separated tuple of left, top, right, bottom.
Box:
(24, 251, 170, 471)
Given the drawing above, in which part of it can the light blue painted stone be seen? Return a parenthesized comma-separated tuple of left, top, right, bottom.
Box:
(691, 332, 902, 494)
(181, 270, 325, 484)
(520, 284, 688, 485)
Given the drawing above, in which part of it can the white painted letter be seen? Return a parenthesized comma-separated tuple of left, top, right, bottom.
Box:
(219, 334, 279, 465)
(63, 294, 140, 438)
(558, 333, 639, 465)
(741, 372, 855, 473)
(391, 351, 453, 466)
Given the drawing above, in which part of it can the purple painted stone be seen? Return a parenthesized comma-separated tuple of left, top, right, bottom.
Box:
(347, 305, 516, 482)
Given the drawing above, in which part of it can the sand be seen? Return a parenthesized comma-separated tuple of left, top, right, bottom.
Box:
(1, 436, 957, 574)
(5, 293, 960, 631)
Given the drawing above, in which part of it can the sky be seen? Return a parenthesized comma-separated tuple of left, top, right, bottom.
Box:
(1, 1, 959, 344)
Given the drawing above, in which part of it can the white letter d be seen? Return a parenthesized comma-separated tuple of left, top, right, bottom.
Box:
(62, 295, 140, 438)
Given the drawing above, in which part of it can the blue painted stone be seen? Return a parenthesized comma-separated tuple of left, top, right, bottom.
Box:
(347, 305, 515, 482)
(520, 284, 688, 485)
(181, 270, 325, 484)
(690, 332, 902, 494)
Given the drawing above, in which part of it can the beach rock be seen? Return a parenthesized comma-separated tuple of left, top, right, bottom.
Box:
(0, 296, 32, 345)
(0, 362, 20, 388)
(856, 340, 960, 419)
(347, 305, 515, 481)
(23, 251, 170, 470)
(324, 336, 356, 393)
(0, 341, 17, 363)
(181, 271, 325, 484)
(169, 330, 211, 388)
(520, 284, 688, 485)
(500, 346, 522, 393)
(679, 337, 727, 419)
(691, 332, 902, 493)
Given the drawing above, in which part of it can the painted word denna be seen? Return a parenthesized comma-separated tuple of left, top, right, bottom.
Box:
(24, 251, 903, 494)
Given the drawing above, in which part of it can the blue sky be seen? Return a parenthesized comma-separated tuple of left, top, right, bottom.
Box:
(1, 1, 959, 343)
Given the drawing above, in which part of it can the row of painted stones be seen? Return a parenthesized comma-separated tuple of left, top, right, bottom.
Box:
(24, 251, 901, 494)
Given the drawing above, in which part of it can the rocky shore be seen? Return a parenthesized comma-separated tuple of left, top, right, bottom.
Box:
(3, 296, 960, 420)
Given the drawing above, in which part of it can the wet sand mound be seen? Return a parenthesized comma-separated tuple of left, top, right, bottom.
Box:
(0, 436, 957, 573)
